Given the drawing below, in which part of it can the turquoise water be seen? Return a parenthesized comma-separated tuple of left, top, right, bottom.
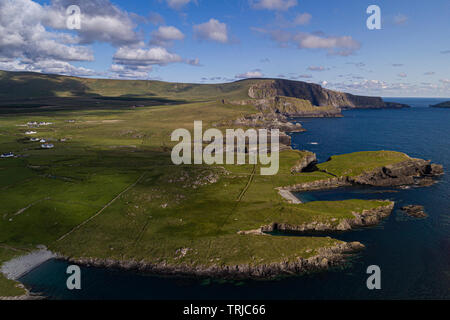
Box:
(20, 98, 450, 299)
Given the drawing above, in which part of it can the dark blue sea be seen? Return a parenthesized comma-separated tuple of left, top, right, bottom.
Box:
(19, 98, 450, 299)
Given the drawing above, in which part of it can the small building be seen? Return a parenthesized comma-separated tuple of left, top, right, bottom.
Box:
(40, 139, 46, 143)
(1, 152, 14, 158)
(25, 131, 37, 135)
(41, 143, 54, 149)
(30, 138, 40, 142)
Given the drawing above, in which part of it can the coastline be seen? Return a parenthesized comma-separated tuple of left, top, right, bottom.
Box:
(63, 241, 365, 280)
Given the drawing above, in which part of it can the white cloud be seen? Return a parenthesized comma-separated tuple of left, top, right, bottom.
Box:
(45, 0, 142, 46)
(148, 12, 165, 25)
(253, 28, 361, 56)
(0, 0, 93, 62)
(109, 64, 153, 79)
(393, 14, 408, 25)
(293, 32, 361, 56)
(113, 47, 183, 66)
(293, 13, 312, 25)
(307, 66, 328, 72)
(235, 70, 264, 79)
(164, 0, 193, 10)
(186, 58, 200, 66)
(150, 26, 185, 47)
(110, 45, 194, 79)
(250, 0, 298, 11)
(0, 58, 96, 77)
(193, 19, 229, 43)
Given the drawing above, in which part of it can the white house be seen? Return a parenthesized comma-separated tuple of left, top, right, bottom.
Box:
(41, 143, 54, 149)
(1, 152, 14, 158)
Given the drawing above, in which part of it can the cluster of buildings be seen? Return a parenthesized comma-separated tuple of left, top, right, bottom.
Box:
(41, 143, 54, 149)
(27, 121, 53, 127)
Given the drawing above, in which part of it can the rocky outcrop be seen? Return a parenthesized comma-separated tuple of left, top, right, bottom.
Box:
(232, 113, 305, 133)
(64, 241, 365, 279)
(247, 79, 410, 110)
(291, 152, 317, 173)
(283, 176, 352, 192)
(401, 205, 427, 218)
(283, 158, 444, 192)
(260, 202, 394, 233)
(351, 159, 444, 187)
(227, 113, 304, 150)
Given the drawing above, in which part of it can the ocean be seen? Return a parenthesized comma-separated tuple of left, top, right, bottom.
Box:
(19, 98, 450, 299)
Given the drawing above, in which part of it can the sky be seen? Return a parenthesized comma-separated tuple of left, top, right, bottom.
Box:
(0, 0, 449, 97)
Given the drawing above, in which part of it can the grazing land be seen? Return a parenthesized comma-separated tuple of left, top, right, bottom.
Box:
(0, 71, 438, 296)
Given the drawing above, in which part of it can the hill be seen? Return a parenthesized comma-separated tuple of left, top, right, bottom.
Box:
(0, 70, 409, 113)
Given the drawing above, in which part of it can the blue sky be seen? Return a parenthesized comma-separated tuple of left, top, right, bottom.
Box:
(0, 0, 449, 96)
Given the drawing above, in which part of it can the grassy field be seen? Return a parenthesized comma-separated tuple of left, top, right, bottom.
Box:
(317, 151, 410, 177)
(0, 72, 409, 296)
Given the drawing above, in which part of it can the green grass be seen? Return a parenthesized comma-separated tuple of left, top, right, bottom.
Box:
(317, 151, 410, 177)
(0, 81, 408, 295)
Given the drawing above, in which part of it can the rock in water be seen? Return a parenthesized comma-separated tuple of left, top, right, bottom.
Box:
(401, 205, 427, 218)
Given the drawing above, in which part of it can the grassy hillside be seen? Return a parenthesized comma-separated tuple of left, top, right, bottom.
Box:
(0, 70, 398, 113)
(0, 70, 252, 101)
(0, 97, 399, 280)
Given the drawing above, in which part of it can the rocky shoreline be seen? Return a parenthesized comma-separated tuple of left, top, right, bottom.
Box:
(281, 157, 444, 194)
(261, 202, 394, 233)
(64, 241, 365, 280)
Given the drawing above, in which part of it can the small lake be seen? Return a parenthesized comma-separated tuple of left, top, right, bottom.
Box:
(20, 98, 450, 299)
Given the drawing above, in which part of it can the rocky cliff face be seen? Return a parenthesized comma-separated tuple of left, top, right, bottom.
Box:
(248, 79, 410, 109)
(291, 152, 317, 173)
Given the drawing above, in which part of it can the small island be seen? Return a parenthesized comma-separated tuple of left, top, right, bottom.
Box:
(430, 101, 450, 108)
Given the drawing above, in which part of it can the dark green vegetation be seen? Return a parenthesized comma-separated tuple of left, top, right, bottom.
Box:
(430, 101, 450, 108)
(0, 70, 414, 296)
